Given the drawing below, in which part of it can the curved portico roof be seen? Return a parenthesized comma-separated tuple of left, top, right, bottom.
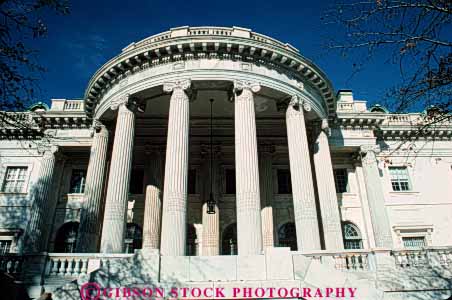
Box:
(84, 26, 336, 119)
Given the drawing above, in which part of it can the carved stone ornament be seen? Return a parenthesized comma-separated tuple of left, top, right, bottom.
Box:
(288, 95, 311, 112)
(111, 94, 130, 111)
(321, 118, 331, 136)
(360, 144, 381, 155)
(233, 80, 261, 95)
(163, 79, 191, 93)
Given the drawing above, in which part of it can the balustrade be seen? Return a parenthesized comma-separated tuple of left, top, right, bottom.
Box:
(45, 253, 133, 278)
(0, 254, 24, 275)
(304, 250, 370, 271)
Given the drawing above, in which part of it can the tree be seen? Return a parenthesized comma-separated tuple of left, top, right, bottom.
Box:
(0, 0, 69, 130)
(323, 0, 451, 117)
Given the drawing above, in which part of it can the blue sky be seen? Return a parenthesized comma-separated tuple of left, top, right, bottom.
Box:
(32, 0, 402, 108)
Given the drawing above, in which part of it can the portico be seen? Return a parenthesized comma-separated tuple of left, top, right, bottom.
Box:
(2, 26, 451, 300)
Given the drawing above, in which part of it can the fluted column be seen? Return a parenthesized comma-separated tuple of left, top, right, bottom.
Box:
(234, 81, 263, 255)
(142, 148, 163, 250)
(360, 146, 393, 248)
(26, 146, 58, 253)
(259, 144, 275, 249)
(100, 95, 135, 253)
(286, 96, 321, 251)
(313, 119, 344, 250)
(160, 80, 191, 256)
(77, 123, 109, 252)
(201, 146, 220, 256)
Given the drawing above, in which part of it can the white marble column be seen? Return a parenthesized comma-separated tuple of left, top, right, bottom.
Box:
(259, 144, 275, 249)
(201, 147, 220, 256)
(100, 95, 135, 253)
(313, 119, 344, 250)
(286, 96, 321, 251)
(26, 146, 58, 253)
(77, 123, 109, 252)
(160, 80, 191, 256)
(234, 81, 263, 255)
(142, 148, 163, 251)
(360, 146, 393, 248)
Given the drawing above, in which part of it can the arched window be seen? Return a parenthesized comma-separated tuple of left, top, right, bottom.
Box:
(186, 224, 198, 256)
(221, 223, 237, 255)
(342, 222, 363, 249)
(54, 222, 79, 253)
(124, 223, 142, 253)
(278, 222, 297, 251)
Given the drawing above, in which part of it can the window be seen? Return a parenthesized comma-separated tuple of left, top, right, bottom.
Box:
(54, 222, 79, 253)
(69, 169, 87, 193)
(2, 166, 27, 193)
(0, 240, 12, 254)
(188, 169, 197, 194)
(225, 169, 236, 194)
(343, 222, 363, 249)
(129, 169, 144, 194)
(278, 222, 297, 250)
(277, 169, 292, 194)
(402, 237, 426, 249)
(124, 223, 142, 253)
(333, 169, 348, 193)
(389, 167, 411, 191)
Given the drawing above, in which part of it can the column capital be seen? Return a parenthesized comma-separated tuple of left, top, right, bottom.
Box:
(233, 80, 261, 95)
(163, 79, 191, 93)
(277, 95, 311, 112)
(41, 145, 58, 157)
(111, 94, 144, 112)
(91, 120, 108, 137)
(111, 93, 130, 110)
(360, 145, 381, 155)
(320, 118, 330, 135)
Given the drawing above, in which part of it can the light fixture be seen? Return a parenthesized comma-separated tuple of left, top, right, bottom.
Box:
(207, 98, 216, 214)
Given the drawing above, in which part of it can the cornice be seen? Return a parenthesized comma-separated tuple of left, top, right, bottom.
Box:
(83, 26, 336, 119)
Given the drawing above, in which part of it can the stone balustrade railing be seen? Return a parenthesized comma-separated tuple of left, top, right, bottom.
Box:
(50, 99, 85, 112)
(336, 101, 368, 113)
(45, 253, 133, 278)
(129, 26, 297, 53)
(0, 254, 24, 276)
(302, 249, 371, 271)
(392, 247, 452, 268)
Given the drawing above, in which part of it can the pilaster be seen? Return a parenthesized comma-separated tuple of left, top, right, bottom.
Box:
(360, 145, 393, 248)
(25, 146, 58, 253)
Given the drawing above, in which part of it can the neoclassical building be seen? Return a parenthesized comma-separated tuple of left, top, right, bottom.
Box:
(1, 26, 452, 300)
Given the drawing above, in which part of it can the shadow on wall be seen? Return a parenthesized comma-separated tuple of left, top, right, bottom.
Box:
(0, 272, 31, 300)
